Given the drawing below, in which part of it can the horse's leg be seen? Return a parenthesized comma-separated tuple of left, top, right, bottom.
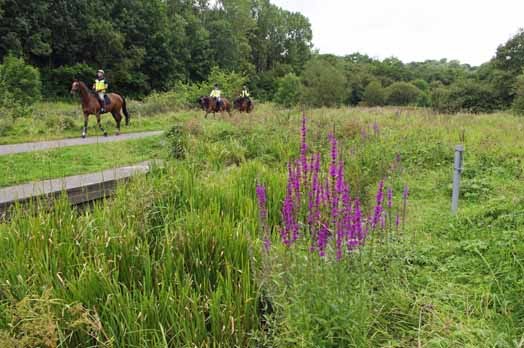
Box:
(96, 113, 108, 137)
(112, 111, 122, 135)
(82, 113, 88, 138)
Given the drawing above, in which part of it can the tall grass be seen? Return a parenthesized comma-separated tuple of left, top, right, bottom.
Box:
(1, 106, 524, 346)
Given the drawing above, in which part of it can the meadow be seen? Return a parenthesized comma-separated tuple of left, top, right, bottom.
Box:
(0, 104, 523, 347)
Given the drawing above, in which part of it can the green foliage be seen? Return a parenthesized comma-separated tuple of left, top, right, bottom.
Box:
(362, 80, 385, 106)
(494, 28, 524, 74)
(432, 79, 496, 113)
(0, 0, 313, 98)
(0, 55, 41, 106)
(2, 107, 524, 346)
(385, 81, 421, 106)
(301, 58, 346, 107)
(166, 124, 188, 159)
(512, 73, 524, 116)
(274, 72, 302, 107)
(42, 64, 94, 99)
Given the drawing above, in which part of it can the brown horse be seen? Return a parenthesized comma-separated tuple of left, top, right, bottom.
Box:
(233, 97, 254, 113)
(70, 80, 130, 138)
(198, 96, 232, 118)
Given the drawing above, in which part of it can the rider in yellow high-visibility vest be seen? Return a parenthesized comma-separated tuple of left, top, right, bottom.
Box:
(92, 70, 109, 113)
(210, 84, 222, 110)
(240, 85, 252, 109)
(240, 85, 250, 98)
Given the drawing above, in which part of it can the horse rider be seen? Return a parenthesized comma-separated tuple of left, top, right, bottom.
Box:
(93, 69, 109, 113)
(210, 84, 222, 111)
(240, 85, 252, 108)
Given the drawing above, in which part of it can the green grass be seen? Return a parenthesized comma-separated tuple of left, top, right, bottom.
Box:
(0, 136, 164, 187)
(0, 100, 205, 145)
(1, 106, 524, 347)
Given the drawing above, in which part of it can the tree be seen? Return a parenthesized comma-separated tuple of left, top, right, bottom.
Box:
(274, 73, 302, 107)
(385, 82, 421, 106)
(301, 58, 346, 107)
(512, 73, 524, 116)
(0, 55, 41, 106)
(494, 28, 524, 74)
(362, 80, 385, 106)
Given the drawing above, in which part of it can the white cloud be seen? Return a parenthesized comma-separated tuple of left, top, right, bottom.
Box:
(271, 0, 524, 66)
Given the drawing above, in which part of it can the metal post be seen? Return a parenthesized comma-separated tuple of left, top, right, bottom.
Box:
(451, 145, 464, 214)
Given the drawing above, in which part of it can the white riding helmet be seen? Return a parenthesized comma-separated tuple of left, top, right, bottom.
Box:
(97, 69, 105, 74)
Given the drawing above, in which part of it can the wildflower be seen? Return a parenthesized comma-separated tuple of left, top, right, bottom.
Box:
(372, 180, 384, 228)
(373, 120, 380, 137)
(300, 114, 308, 175)
(387, 187, 393, 209)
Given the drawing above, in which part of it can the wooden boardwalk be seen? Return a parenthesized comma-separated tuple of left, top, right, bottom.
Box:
(0, 131, 163, 156)
(0, 160, 161, 217)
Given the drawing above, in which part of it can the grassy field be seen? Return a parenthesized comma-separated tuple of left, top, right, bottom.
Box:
(0, 106, 523, 347)
(0, 99, 202, 145)
(0, 136, 164, 187)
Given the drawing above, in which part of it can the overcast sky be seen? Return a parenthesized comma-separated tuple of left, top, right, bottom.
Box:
(271, 0, 524, 66)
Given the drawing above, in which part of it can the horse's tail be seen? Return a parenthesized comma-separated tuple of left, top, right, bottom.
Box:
(121, 95, 130, 125)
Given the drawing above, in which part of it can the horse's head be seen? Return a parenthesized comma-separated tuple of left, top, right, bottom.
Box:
(70, 80, 80, 95)
(198, 96, 209, 109)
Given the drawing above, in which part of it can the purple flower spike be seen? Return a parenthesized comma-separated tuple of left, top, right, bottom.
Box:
(387, 187, 393, 209)
(300, 114, 308, 175)
(373, 121, 380, 137)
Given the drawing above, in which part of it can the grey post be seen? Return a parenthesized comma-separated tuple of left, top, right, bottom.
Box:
(451, 145, 464, 214)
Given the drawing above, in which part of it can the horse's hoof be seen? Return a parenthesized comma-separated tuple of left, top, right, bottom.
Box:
(82, 134, 86, 139)
(116, 132, 120, 136)
(104, 132, 108, 137)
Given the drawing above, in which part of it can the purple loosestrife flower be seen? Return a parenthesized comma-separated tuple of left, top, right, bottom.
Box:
(395, 214, 400, 229)
(352, 199, 363, 245)
(387, 187, 393, 210)
(318, 224, 329, 257)
(300, 114, 308, 176)
(372, 180, 385, 228)
(373, 120, 380, 137)
(263, 238, 271, 253)
(403, 185, 409, 200)
(281, 194, 293, 247)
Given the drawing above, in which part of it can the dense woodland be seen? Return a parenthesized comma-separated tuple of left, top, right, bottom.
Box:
(1, 0, 524, 113)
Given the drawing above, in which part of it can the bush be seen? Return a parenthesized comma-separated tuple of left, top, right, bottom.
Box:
(41, 64, 94, 99)
(166, 124, 188, 159)
(274, 73, 302, 107)
(512, 73, 524, 116)
(431, 79, 496, 113)
(0, 55, 41, 106)
(362, 80, 385, 106)
(301, 58, 347, 107)
(385, 81, 421, 106)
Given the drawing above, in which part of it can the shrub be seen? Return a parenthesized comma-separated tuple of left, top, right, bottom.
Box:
(0, 55, 41, 106)
(385, 82, 421, 106)
(274, 73, 302, 107)
(432, 79, 496, 113)
(41, 64, 94, 99)
(362, 80, 385, 106)
(301, 58, 347, 107)
(166, 124, 188, 159)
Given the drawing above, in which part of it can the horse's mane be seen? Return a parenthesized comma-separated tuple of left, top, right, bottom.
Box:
(76, 80, 96, 96)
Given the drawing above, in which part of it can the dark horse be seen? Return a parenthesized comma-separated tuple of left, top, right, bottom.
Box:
(198, 96, 232, 118)
(70, 80, 130, 138)
(233, 97, 254, 113)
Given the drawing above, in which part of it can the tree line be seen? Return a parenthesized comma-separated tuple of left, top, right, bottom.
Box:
(1, 0, 524, 114)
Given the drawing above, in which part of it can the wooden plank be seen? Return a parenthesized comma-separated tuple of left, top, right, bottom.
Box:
(0, 160, 161, 218)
